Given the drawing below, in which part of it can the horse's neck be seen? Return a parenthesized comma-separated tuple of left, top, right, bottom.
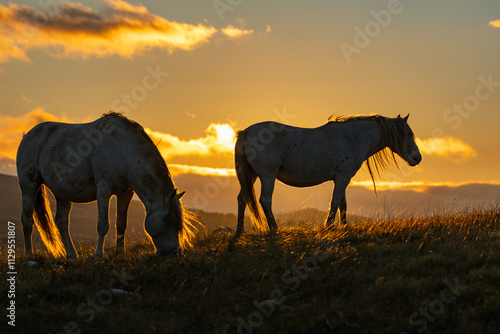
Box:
(126, 149, 175, 213)
(351, 120, 386, 160)
(132, 175, 174, 213)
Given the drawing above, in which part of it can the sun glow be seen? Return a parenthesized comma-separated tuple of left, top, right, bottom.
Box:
(211, 123, 237, 150)
(145, 122, 236, 159)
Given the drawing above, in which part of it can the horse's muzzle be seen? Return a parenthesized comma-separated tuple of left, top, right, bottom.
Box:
(156, 247, 181, 256)
(409, 152, 422, 166)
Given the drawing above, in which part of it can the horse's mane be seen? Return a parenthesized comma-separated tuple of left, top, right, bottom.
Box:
(328, 114, 414, 196)
(100, 111, 196, 247)
(101, 111, 148, 138)
(101, 112, 167, 177)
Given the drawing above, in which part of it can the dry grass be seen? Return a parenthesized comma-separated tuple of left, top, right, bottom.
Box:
(1, 207, 500, 333)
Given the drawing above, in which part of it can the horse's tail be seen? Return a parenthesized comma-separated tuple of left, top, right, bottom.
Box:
(235, 131, 267, 233)
(33, 185, 65, 258)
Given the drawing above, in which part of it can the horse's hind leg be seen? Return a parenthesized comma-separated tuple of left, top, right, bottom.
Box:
(236, 191, 246, 236)
(116, 188, 134, 254)
(20, 187, 39, 258)
(94, 184, 111, 259)
(55, 198, 78, 259)
(259, 177, 278, 232)
(326, 177, 351, 226)
(236, 174, 257, 236)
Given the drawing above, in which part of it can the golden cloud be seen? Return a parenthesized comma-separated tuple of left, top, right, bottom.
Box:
(416, 137, 477, 162)
(0, 109, 239, 175)
(169, 164, 235, 177)
(0, 0, 252, 63)
(145, 123, 236, 159)
(2, 111, 478, 180)
(351, 180, 500, 192)
(221, 25, 254, 38)
(488, 19, 500, 28)
(0, 108, 70, 170)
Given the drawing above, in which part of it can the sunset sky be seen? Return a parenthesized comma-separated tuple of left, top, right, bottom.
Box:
(1, 0, 499, 215)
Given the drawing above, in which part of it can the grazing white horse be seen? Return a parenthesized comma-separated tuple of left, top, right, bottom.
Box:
(234, 114, 422, 234)
(16, 112, 194, 258)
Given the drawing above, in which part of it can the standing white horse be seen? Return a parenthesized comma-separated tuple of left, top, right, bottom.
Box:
(17, 112, 195, 258)
(234, 114, 422, 235)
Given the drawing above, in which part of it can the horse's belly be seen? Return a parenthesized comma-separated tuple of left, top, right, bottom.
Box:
(277, 170, 329, 188)
(48, 179, 98, 203)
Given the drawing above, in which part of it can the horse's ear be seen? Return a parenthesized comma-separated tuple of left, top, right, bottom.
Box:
(177, 191, 186, 200)
(168, 188, 177, 201)
(397, 114, 401, 119)
(403, 114, 409, 123)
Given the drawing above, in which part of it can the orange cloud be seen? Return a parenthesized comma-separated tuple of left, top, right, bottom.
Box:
(351, 180, 500, 192)
(145, 123, 236, 159)
(0, 109, 239, 176)
(169, 164, 235, 177)
(221, 25, 254, 38)
(416, 137, 477, 162)
(0, 0, 251, 63)
(0, 108, 70, 171)
(488, 19, 500, 28)
(3, 111, 478, 181)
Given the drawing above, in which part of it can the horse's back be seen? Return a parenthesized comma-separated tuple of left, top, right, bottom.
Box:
(238, 121, 355, 186)
(17, 121, 69, 186)
(240, 121, 337, 158)
(17, 117, 127, 202)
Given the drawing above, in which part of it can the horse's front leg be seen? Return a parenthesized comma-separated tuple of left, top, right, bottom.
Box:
(94, 185, 111, 259)
(326, 177, 351, 226)
(55, 198, 78, 259)
(116, 188, 134, 254)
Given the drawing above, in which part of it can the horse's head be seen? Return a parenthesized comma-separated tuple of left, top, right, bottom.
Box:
(390, 114, 422, 167)
(145, 189, 185, 256)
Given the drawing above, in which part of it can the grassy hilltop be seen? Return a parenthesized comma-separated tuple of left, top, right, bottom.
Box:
(1, 208, 500, 334)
